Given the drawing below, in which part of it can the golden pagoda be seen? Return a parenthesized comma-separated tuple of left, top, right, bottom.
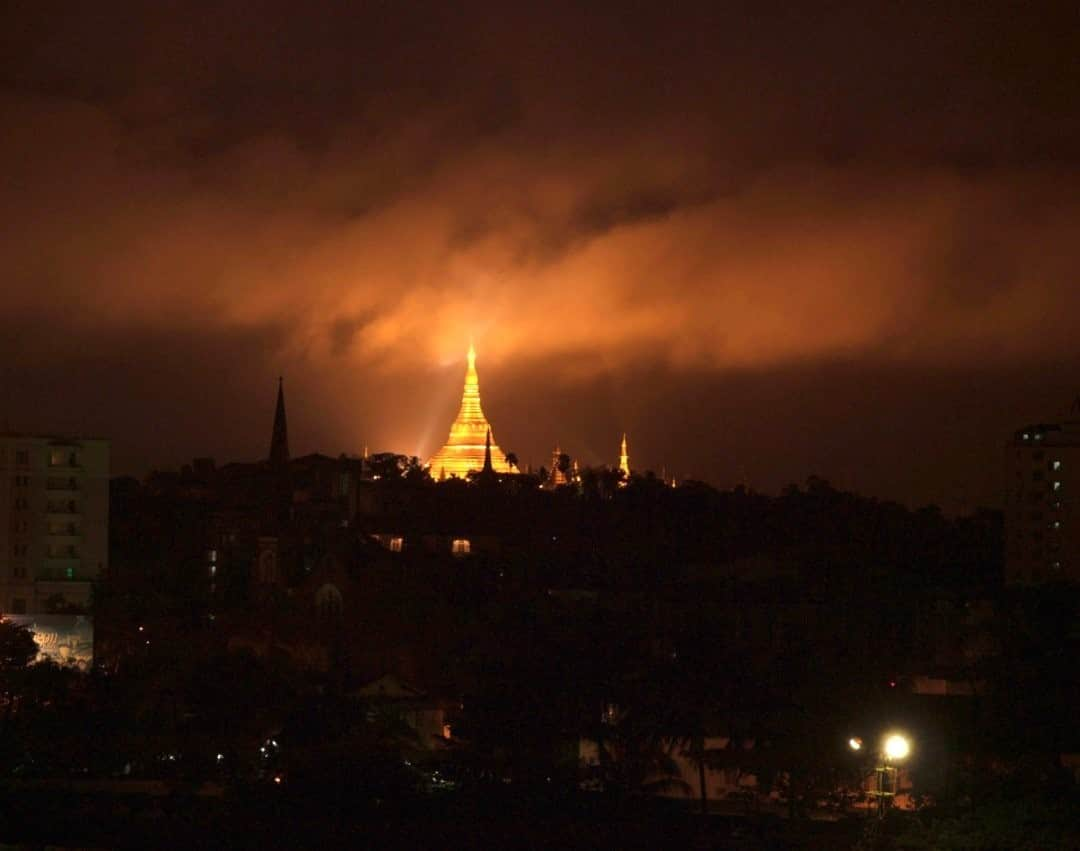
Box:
(428, 344, 511, 479)
(545, 445, 569, 489)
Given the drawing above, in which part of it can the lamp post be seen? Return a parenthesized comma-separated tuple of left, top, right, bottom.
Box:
(850, 732, 911, 818)
(877, 733, 911, 818)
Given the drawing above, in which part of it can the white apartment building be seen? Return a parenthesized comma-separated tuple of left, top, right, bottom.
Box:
(0, 434, 109, 613)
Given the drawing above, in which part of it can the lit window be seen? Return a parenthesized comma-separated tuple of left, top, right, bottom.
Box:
(389, 537, 403, 552)
(1052, 460, 1062, 471)
(1022, 433, 1030, 441)
(1052, 561, 1062, 571)
(451, 538, 471, 555)
(1053, 481, 1062, 491)
(65, 566, 74, 579)
(1052, 520, 1062, 530)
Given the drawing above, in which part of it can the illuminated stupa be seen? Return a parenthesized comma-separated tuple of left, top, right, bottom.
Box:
(428, 344, 510, 479)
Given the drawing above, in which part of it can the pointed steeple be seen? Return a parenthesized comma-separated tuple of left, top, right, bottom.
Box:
(269, 377, 289, 468)
(619, 433, 630, 482)
(482, 428, 494, 474)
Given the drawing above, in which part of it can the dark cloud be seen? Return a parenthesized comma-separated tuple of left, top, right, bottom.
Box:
(1, 0, 1078, 508)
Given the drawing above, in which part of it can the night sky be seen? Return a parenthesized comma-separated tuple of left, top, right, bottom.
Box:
(2, 1, 1079, 511)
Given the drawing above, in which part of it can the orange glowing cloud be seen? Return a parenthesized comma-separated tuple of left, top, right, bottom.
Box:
(4, 86, 1080, 393)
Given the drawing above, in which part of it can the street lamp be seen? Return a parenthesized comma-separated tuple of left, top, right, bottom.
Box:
(848, 732, 912, 818)
(876, 732, 911, 818)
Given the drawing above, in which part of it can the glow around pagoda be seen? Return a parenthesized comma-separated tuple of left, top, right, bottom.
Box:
(428, 344, 511, 479)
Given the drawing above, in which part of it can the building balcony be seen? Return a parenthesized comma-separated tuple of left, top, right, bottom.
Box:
(46, 505, 81, 517)
(45, 480, 80, 494)
(45, 529, 82, 541)
(35, 579, 93, 602)
(38, 559, 82, 581)
(47, 450, 82, 471)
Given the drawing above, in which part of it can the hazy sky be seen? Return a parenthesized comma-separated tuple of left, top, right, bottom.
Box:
(2, 1, 1079, 510)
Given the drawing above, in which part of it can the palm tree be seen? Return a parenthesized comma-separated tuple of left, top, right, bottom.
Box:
(585, 704, 690, 800)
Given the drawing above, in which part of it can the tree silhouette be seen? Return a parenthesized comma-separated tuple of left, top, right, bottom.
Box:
(557, 453, 571, 476)
(0, 620, 38, 673)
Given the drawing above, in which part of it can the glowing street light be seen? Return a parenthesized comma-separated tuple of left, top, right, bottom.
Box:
(883, 733, 910, 762)
(877, 732, 912, 818)
(847, 731, 913, 818)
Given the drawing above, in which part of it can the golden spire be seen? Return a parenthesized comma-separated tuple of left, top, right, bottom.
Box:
(428, 344, 510, 479)
(619, 432, 630, 482)
(545, 445, 569, 489)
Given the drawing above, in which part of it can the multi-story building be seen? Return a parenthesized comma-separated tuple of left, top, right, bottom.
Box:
(0, 434, 109, 613)
(1005, 419, 1080, 584)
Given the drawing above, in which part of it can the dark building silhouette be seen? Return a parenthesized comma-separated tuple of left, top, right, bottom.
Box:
(1005, 414, 1080, 584)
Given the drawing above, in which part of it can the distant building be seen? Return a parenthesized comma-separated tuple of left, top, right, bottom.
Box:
(0, 434, 109, 614)
(544, 445, 569, 489)
(1005, 417, 1080, 583)
(427, 345, 511, 480)
(350, 674, 454, 749)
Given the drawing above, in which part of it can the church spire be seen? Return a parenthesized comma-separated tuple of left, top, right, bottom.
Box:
(269, 376, 289, 468)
